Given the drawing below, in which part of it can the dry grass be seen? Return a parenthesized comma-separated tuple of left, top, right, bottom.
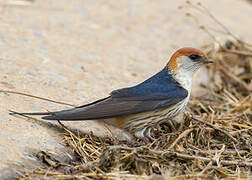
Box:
(13, 2, 252, 180)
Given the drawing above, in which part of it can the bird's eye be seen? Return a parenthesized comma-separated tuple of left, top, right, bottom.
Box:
(189, 54, 201, 61)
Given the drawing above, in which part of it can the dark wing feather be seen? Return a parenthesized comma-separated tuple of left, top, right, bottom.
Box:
(14, 67, 188, 121)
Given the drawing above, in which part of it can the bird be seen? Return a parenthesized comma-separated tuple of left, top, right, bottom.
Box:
(11, 47, 213, 141)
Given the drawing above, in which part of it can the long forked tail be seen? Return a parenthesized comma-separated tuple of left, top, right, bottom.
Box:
(9, 110, 55, 118)
(9, 109, 85, 121)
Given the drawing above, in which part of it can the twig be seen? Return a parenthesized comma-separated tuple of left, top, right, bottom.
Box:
(222, 49, 252, 57)
(198, 145, 225, 175)
(185, 13, 224, 48)
(105, 146, 252, 167)
(185, 1, 252, 49)
(189, 149, 248, 156)
(57, 120, 79, 139)
(193, 2, 252, 48)
(168, 128, 194, 150)
(161, 151, 252, 167)
(190, 116, 238, 143)
(197, 3, 239, 42)
(218, 65, 252, 92)
(0, 89, 76, 107)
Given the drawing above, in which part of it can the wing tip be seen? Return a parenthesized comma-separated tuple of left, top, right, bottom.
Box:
(41, 115, 57, 120)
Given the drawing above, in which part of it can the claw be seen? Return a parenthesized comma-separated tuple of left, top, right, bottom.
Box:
(134, 127, 155, 144)
(144, 127, 155, 141)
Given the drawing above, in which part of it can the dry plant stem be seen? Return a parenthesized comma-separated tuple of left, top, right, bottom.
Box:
(222, 49, 252, 57)
(197, 3, 238, 42)
(168, 128, 194, 150)
(186, 1, 252, 52)
(57, 121, 79, 139)
(169, 151, 252, 167)
(107, 145, 252, 167)
(0, 89, 76, 107)
(57, 121, 92, 162)
(198, 145, 225, 175)
(218, 65, 252, 91)
(190, 149, 248, 156)
(186, 13, 223, 48)
(200, 25, 223, 48)
(201, 26, 252, 57)
(190, 116, 238, 143)
(22, 168, 147, 179)
(190, 1, 252, 48)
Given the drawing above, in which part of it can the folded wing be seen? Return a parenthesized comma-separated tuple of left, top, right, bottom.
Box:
(13, 67, 188, 121)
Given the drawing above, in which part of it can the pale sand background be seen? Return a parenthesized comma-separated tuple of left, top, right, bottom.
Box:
(0, 0, 251, 178)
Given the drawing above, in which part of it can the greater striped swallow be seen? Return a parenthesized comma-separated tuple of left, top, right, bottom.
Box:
(11, 47, 213, 141)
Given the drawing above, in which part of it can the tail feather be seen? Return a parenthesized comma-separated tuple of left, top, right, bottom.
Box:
(9, 110, 77, 121)
(9, 110, 55, 117)
(42, 115, 60, 120)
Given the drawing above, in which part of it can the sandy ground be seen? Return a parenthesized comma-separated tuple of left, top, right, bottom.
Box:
(0, 0, 251, 178)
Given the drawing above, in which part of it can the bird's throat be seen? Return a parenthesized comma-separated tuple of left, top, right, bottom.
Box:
(173, 71, 193, 92)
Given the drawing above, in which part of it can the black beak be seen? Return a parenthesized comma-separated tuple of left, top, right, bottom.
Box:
(203, 58, 214, 64)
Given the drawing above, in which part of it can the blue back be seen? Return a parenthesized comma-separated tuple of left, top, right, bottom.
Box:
(111, 67, 188, 100)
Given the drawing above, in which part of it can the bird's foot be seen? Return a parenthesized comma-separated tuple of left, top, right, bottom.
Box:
(134, 127, 155, 145)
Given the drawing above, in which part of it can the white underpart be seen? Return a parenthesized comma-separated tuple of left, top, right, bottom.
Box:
(130, 56, 203, 138)
(128, 95, 190, 138)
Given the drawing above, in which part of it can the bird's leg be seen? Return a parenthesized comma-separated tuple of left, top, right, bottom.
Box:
(134, 127, 146, 139)
(134, 127, 155, 144)
(144, 127, 155, 141)
(134, 127, 150, 144)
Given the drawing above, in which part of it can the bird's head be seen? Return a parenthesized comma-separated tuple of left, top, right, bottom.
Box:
(167, 47, 213, 90)
(168, 47, 213, 74)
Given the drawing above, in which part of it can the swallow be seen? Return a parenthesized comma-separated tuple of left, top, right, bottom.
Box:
(11, 47, 213, 141)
